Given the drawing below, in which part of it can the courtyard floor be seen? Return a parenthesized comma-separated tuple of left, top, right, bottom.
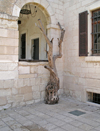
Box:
(0, 96, 100, 131)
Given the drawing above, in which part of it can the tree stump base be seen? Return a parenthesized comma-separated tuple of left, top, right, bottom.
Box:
(45, 83, 59, 104)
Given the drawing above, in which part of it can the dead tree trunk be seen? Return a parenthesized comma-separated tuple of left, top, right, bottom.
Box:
(37, 19, 65, 104)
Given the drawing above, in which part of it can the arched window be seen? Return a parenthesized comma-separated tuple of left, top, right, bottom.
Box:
(18, 3, 48, 62)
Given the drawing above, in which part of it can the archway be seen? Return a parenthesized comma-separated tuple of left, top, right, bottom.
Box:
(18, 3, 49, 61)
(12, 0, 60, 62)
(12, 0, 56, 24)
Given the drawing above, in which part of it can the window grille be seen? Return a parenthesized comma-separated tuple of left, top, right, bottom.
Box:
(92, 9, 100, 55)
(87, 92, 100, 104)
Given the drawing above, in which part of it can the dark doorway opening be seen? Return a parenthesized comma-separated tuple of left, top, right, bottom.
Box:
(32, 38, 39, 60)
(21, 33, 26, 59)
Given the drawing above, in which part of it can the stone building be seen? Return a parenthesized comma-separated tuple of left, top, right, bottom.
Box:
(0, 0, 100, 109)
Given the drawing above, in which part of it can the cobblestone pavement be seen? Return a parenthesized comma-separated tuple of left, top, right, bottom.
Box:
(0, 96, 100, 131)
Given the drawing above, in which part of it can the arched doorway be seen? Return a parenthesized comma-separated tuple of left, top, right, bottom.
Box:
(18, 3, 49, 61)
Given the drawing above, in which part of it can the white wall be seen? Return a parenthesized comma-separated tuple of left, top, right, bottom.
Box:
(63, 0, 100, 102)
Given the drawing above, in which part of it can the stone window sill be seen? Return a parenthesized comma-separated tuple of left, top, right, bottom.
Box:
(19, 60, 48, 66)
(85, 56, 100, 62)
(86, 88, 100, 94)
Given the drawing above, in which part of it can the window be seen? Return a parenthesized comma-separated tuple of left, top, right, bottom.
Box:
(31, 38, 39, 60)
(18, 4, 48, 62)
(87, 92, 100, 104)
(92, 9, 100, 55)
(79, 9, 100, 57)
(21, 33, 26, 59)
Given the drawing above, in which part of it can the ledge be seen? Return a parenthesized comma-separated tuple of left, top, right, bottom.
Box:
(19, 60, 48, 66)
(85, 56, 100, 62)
(19, 59, 48, 62)
(0, 13, 18, 21)
(86, 88, 100, 94)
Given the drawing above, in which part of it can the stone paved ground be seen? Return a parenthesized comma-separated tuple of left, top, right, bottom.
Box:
(0, 96, 100, 131)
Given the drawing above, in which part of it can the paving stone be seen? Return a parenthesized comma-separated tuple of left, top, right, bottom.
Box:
(16, 110, 30, 116)
(6, 120, 17, 126)
(61, 123, 78, 131)
(51, 119, 66, 126)
(69, 120, 83, 127)
(43, 123, 57, 130)
(0, 126, 12, 131)
(78, 117, 100, 127)
(13, 128, 30, 131)
(24, 124, 48, 131)
(89, 129, 98, 131)
(25, 114, 36, 120)
(2, 117, 14, 122)
(95, 126, 100, 131)
(79, 123, 94, 131)
(63, 116, 74, 123)
(49, 127, 66, 131)
(36, 120, 48, 126)
(0, 113, 8, 118)
(8, 113, 23, 120)
(0, 120, 7, 128)
(0, 97, 99, 131)
(26, 115, 42, 123)
(22, 121, 34, 126)
(46, 118, 58, 123)
(39, 114, 51, 119)
(10, 122, 22, 130)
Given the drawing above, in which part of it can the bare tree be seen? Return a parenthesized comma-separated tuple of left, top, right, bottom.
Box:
(37, 19, 65, 104)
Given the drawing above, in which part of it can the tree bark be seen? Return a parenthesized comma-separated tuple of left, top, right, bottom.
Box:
(37, 19, 65, 104)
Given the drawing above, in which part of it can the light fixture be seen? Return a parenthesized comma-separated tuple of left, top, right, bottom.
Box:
(20, 4, 37, 18)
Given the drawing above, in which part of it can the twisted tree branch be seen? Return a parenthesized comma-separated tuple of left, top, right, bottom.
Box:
(38, 19, 52, 48)
(36, 19, 65, 104)
(53, 22, 65, 61)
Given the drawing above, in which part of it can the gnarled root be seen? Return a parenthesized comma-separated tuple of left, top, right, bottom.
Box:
(45, 82, 59, 104)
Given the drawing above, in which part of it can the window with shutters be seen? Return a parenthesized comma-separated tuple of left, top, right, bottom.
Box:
(92, 9, 100, 55)
(83, 1, 100, 62)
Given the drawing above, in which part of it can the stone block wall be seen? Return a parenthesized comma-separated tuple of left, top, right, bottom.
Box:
(0, 14, 18, 80)
(0, 60, 64, 109)
(63, 0, 100, 102)
(0, 62, 50, 110)
(0, 65, 64, 109)
(0, 0, 64, 109)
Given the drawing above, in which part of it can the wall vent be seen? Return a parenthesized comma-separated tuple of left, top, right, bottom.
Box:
(87, 92, 100, 104)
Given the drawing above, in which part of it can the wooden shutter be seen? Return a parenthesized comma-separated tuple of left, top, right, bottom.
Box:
(79, 11, 88, 56)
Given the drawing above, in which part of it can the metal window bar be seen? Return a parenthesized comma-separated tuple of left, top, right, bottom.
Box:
(93, 93, 100, 104)
(92, 10, 100, 54)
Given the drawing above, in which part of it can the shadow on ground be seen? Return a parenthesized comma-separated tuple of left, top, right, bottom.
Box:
(21, 123, 48, 131)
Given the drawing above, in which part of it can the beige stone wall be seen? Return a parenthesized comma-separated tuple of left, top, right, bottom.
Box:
(63, 0, 100, 102)
(0, 62, 50, 109)
(0, 14, 18, 80)
(0, 0, 16, 15)
(0, 0, 64, 109)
